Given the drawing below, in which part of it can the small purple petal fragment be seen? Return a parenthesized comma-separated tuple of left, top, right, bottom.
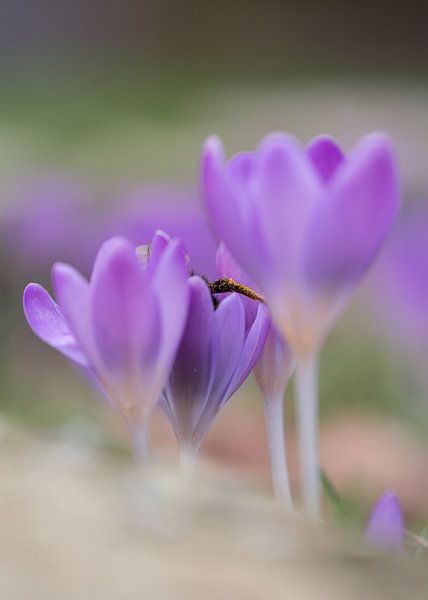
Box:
(365, 490, 405, 550)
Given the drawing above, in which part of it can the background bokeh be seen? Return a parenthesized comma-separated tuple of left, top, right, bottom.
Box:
(1, 0, 428, 523)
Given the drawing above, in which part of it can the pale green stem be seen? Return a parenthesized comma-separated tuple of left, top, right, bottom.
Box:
(295, 351, 320, 518)
(263, 391, 293, 509)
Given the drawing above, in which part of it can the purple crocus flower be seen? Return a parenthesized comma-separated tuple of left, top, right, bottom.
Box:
(23, 231, 190, 458)
(0, 174, 96, 281)
(161, 274, 270, 474)
(201, 133, 399, 516)
(366, 490, 405, 550)
(217, 242, 294, 504)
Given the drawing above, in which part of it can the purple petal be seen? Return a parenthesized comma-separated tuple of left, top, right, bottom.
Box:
(151, 237, 190, 371)
(304, 134, 400, 291)
(165, 276, 215, 441)
(366, 491, 405, 550)
(253, 133, 321, 283)
(192, 293, 246, 444)
(89, 237, 160, 378)
(23, 283, 88, 366)
(216, 242, 257, 291)
(144, 229, 171, 276)
(52, 262, 99, 371)
(224, 301, 270, 399)
(216, 243, 294, 398)
(201, 137, 269, 287)
(227, 152, 259, 185)
(216, 242, 261, 327)
(306, 135, 345, 183)
(210, 293, 246, 398)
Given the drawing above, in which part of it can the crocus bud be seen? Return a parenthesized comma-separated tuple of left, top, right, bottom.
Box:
(365, 490, 405, 550)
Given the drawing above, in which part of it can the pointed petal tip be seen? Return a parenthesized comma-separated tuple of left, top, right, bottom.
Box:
(152, 229, 171, 244)
(306, 135, 343, 159)
(202, 135, 225, 165)
(200, 136, 226, 200)
(306, 135, 345, 182)
(366, 489, 405, 550)
(51, 260, 89, 299)
(22, 281, 89, 366)
(257, 131, 301, 155)
(23, 282, 44, 315)
(355, 132, 398, 164)
(97, 235, 135, 255)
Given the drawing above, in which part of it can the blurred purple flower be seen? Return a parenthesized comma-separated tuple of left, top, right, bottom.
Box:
(368, 203, 428, 352)
(23, 231, 189, 457)
(0, 175, 96, 279)
(366, 490, 405, 550)
(161, 274, 269, 474)
(1, 180, 217, 286)
(201, 132, 399, 517)
(217, 242, 294, 503)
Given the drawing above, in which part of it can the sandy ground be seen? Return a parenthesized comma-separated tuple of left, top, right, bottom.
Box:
(0, 422, 427, 600)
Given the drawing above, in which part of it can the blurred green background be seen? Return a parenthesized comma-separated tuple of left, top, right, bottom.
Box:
(1, 0, 428, 519)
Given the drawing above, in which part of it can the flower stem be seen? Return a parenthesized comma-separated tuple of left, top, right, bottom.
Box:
(130, 421, 151, 463)
(295, 351, 320, 518)
(179, 445, 197, 479)
(263, 392, 293, 508)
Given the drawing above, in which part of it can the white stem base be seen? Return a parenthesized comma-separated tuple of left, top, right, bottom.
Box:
(295, 352, 320, 518)
(179, 445, 197, 479)
(263, 393, 293, 509)
(130, 421, 151, 463)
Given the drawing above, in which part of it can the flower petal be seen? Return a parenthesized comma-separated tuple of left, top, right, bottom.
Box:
(304, 134, 400, 291)
(89, 237, 160, 378)
(144, 229, 171, 277)
(224, 301, 270, 399)
(254, 133, 321, 283)
(52, 262, 99, 370)
(201, 137, 268, 287)
(165, 276, 215, 442)
(306, 135, 344, 183)
(216, 241, 257, 290)
(366, 490, 405, 550)
(23, 283, 88, 366)
(151, 237, 190, 370)
(216, 243, 293, 397)
(207, 293, 246, 403)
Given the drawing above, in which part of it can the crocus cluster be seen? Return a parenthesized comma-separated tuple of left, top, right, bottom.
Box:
(23, 130, 400, 521)
(23, 230, 269, 465)
(202, 132, 399, 516)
